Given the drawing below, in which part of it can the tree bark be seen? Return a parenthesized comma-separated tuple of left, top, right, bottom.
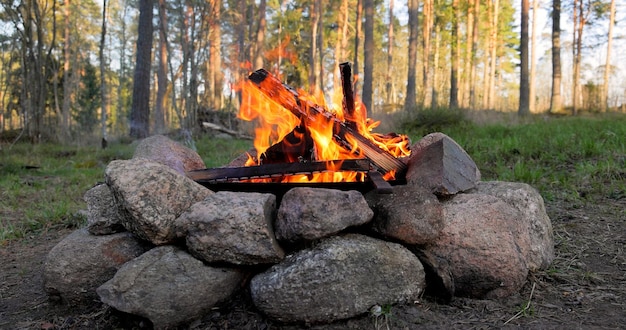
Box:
(519, 0, 530, 116)
(362, 0, 374, 112)
(254, 0, 267, 70)
(308, 0, 322, 95)
(449, 0, 460, 109)
(129, 0, 153, 139)
(333, 0, 349, 94)
(462, 0, 475, 108)
(155, 0, 167, 134)
(385, 0, 395, 105)
(208, 0, 223, 110)
(602, 0, 615, 112)
(61, 0, 72, 141)
(572, 0, 585, 115)
(422, 0, 433, 107)
(353, 0, 362, 79)
(529, 0, 539, 113)
(469, 0, 480, 109)
(99, 0, 108, 143)
(404, 0, 419, 110)
(550, 0, 562, 113)
(488, 0, 500, 110)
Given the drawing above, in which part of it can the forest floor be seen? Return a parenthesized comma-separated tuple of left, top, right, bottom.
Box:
(1, 191, 624, 329)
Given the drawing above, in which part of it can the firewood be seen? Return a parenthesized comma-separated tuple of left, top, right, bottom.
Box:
(248, 69, 407, 177)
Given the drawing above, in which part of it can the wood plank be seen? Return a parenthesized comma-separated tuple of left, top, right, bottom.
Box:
(187, 159, 372, 183)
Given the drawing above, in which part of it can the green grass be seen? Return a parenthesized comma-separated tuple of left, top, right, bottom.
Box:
(0, 136, 253, 244)
(2, 114, 624, 244)
(405, 114, 626, 204)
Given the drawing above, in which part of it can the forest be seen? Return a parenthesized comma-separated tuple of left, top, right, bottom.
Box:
(0, 0, 623, 144)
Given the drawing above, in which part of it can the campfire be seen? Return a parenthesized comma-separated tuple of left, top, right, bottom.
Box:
(188, 63, 411, 193)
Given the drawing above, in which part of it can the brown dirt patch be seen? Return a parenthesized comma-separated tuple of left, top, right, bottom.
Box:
(1, 198, 624, 329)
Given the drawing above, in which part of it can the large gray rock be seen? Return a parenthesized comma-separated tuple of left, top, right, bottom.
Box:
(105, 158, 213, 245)
(175, 191, 284, 265)
(365, 184, 444, 245)
(97, 245, 245, 328)
(44, 229, 150, 305)
(405, 133, 481, 196)
(473, 181, 554, 271)
(84, 184, 125, 235)
(275, 188, 373, 243)
(428, 193, 529, 299)
(250, 234, 425, 324)
(133, 134, 206, 175)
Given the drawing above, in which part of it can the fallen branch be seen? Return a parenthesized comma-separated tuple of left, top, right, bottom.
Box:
(202, 122, 252, 140)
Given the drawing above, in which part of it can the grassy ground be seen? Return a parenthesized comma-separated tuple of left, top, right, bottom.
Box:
(1, 114, 624, 245)
(0, 137, 252, 244)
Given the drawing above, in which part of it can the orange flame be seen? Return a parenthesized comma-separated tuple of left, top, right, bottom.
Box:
(236, 70, 410, 183)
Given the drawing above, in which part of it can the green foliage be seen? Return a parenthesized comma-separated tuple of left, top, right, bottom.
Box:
(73, 62, 101, 133)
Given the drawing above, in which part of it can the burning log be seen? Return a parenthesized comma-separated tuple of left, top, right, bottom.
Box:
(247, 69, 408, 178)
(187, 159, 371, 183)
(339, 62, 357, 130)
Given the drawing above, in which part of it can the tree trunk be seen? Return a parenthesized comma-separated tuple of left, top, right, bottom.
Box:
(488, 0, 499, 110)
(404, 0, 419, 110)
(462, 0, 475, 108)
(572, 0, 585, 115)
(385, 0, 395, 105)
(431, 25, 440, 108)
(61, 0, 72, 142)
(529, 0, 539, 113)
(449, 0, 460, 109)
(333, 0, 350, 93)
(129, 0, 153, 139)
(469, 0, 480, 109)
(209, 0, 223, 110)
(254, 0, 267, 70)
(155, 0, 167, 134)
(99, 0, 108, 143)
(519, 0, 530, 116)
(602, 0, 615, 112)
(422, 0, 433, 107)
(550, 0, 562, 113)
(362, 0, 374, 111)
(353, 0, 362, 79)
(308, 0, 322, 94)
(116, 2, 130, 134)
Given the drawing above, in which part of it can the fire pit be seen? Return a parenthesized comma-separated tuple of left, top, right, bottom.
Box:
(42, 64, 555, 329)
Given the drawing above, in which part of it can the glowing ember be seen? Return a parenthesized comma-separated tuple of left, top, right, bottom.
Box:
(236, 67, 411, 183)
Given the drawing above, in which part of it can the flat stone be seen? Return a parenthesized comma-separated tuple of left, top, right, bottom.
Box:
(405, 133, 481, 196)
